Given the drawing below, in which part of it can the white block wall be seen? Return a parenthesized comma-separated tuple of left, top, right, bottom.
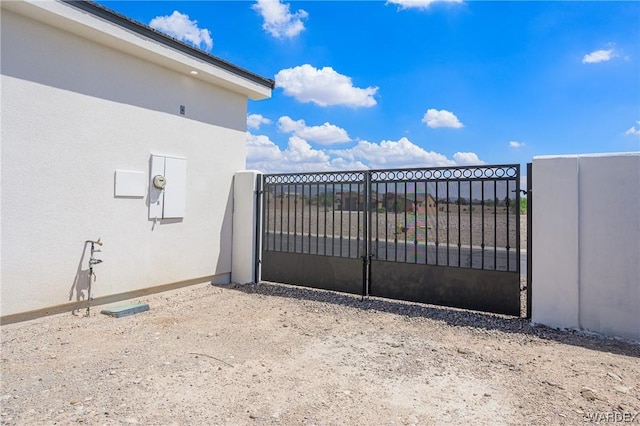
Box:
(231, 171, 261, 285)
(532, 153, 640, 341)
(1, 9, 250, 315)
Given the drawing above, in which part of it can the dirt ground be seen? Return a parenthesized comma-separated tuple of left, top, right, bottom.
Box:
(1, 282, 639, 425)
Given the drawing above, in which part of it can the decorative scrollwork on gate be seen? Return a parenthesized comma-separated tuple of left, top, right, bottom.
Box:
(370, 165, 518, 182)
(264, 171, 366, 185)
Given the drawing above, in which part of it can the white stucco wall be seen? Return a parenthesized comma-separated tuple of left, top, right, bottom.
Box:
(231, 171, 261, 285)
(532, 153, 640, 341)
(1, 7, 257, 316)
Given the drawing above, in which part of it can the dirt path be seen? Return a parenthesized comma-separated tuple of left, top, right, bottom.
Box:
(1, 283, 638, 425)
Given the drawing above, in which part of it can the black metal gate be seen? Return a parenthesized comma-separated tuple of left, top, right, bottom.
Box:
(259, 164, 522, 316)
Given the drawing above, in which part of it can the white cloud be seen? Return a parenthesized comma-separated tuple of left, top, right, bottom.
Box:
(452, 152, 486, 165)
(277, 116, 350, 145)
(285, 136, 330, 163)
(275, 64, 378, 107)
(625, 121, 640, 136)
(247, 132, 332, 173)
(387, 0, 463, 10)
(247, 134, 485, 173)
(247, 114, 272, 130)
(330, 138, 455, 169)
(246, 133, 283, 164)
(252, 0, 308, 39)
(422, 109, 464, 128)
(328, 158, 370, 171)
(509, 141, 525, 148)
(149, 11, 213, 51)
(582, 48, 617, 64)
(277, 116, 303, 133)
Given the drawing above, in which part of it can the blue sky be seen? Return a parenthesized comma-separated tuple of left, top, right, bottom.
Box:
(99, 0, 640, 174)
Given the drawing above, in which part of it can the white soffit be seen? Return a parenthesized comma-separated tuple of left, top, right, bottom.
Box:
(2, 0, 272, 101)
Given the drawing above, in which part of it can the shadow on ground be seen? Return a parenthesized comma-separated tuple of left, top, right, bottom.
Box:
(217, 281, 639, 359)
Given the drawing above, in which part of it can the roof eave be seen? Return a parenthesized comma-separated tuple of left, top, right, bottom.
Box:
(2, 0, 275, 100)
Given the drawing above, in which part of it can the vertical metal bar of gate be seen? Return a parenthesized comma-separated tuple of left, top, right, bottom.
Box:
(515, 164, 521, 276)
(446, 182, 450, 266)
(254, 173, 263, 284)
(526, 162, 533, 319)
(435, 182, 439, 266)
(363, 171, 371, 297)
(457, 180, 461, 267)
(493, 180, 497, 269)
(481, 182, 485, 269)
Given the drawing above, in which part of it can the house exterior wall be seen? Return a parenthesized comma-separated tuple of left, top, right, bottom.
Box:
(1, 8, 251, 316)
(531, 152, 640, 341)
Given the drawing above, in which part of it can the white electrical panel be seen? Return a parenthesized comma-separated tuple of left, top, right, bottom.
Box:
(149, 155, 187, 219)
(115, 170, 145, 197)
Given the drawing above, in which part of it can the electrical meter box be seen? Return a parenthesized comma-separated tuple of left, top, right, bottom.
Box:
(149, 154, 186, 219)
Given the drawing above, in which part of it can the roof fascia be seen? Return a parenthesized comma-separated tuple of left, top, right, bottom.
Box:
(2, 0, 274, 100)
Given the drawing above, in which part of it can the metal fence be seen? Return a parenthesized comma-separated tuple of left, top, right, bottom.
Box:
(263, 171, 367, 259)
(262, 164, 520, 273)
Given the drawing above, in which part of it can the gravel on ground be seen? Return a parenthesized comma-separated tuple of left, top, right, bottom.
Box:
(1, 282, 638, 425)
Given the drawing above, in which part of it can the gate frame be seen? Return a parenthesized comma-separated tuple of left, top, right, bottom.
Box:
(256, 164, 524, 316)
